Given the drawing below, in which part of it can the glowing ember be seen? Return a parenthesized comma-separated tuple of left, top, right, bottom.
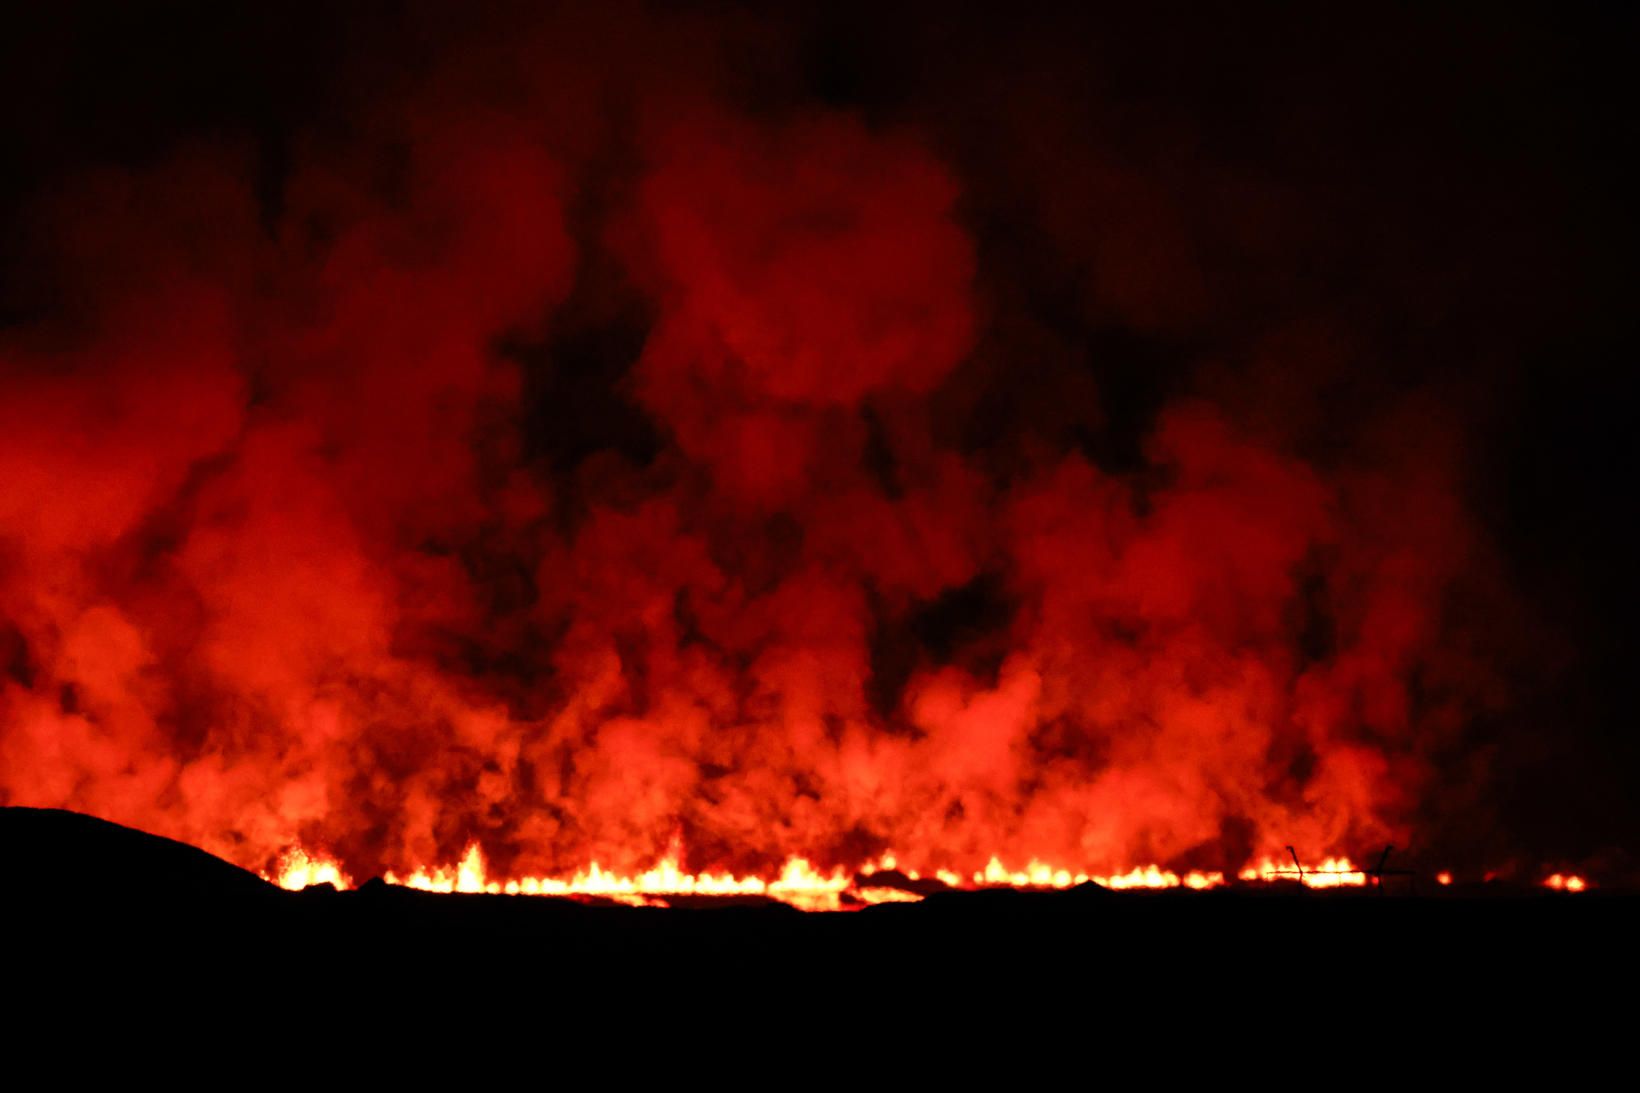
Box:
(1543, 874, 1588, 892)
(1437, 871, 1453, 886)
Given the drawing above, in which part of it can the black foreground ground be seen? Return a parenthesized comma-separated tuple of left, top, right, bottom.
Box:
(5, 805, 1630, 1053)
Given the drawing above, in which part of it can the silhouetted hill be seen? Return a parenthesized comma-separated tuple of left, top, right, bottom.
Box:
(0, 805, 277, 905)
(3, 806, 1631, 1046)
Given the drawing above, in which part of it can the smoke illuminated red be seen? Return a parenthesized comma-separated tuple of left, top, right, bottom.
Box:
(0, 9, 1611, 896)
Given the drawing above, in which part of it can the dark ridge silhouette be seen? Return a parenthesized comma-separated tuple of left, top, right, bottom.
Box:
(0, 805, 278, 904)
(2, 807, 1631, 1046)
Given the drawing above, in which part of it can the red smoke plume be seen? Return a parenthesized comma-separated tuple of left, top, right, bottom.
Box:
(0, 12, 1526, 883)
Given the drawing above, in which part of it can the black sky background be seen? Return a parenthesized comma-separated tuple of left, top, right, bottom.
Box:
(1, 1, 1635, 865)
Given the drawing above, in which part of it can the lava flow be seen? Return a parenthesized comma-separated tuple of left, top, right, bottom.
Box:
(265, 846, 1596, 908)
(262, 845, 1309, 911)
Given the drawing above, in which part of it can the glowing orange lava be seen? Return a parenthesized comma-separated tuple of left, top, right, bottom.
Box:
(377, 845, 857, 910)
(261, 844, 1504, 909)
(1234, 856, 1368, 888)
(267, 844, 1603, 906)
(265, 847, 353, 892)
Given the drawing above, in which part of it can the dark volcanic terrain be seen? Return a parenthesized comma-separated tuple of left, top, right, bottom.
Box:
(6, 804, 1630, 1037)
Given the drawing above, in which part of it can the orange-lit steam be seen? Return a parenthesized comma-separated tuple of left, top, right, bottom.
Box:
(0, 17, 1535, 895)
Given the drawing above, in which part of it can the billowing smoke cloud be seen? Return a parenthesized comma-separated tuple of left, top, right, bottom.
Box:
(0, 6, 1602, 879)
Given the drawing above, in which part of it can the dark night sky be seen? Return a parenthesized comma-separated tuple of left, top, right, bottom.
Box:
(0, 2, 1635, 874)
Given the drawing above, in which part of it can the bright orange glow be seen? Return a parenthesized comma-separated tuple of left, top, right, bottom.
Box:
(1238, 856, 1368, 888)
(265, 847, 352, 892)
(852, 886, 924, 905)
(263, 843, 1500, 908)
(381, 843, 854, 910)
(269, 843, 1577, 905)
(964, 856, 1228, 890)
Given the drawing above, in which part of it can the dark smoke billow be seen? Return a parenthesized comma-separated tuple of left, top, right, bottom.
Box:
(0, 4, 1631, 883)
